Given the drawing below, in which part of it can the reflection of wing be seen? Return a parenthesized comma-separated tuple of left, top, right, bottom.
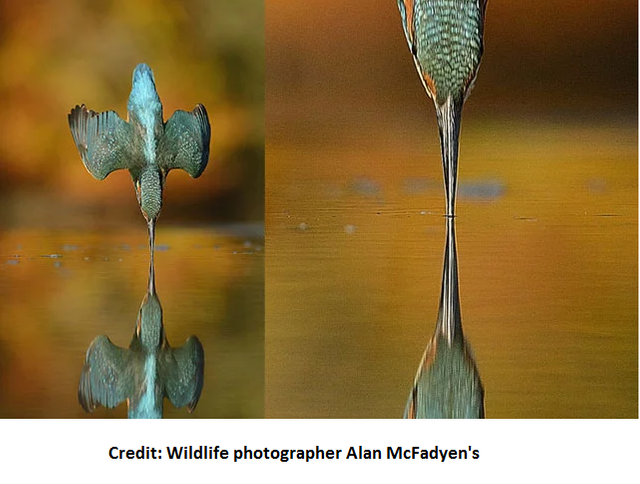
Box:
(78, 335, 129, 412)
(161, 104, 210, 178)
(404, 335, 437, 418)
(404, 336, 484, 419)
(68, 105, 133, 179)
(161, 336, 204, 412)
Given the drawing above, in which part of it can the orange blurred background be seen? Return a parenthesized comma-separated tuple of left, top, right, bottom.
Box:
(266, 1, 636, 137)
(0, 0, 264, 228)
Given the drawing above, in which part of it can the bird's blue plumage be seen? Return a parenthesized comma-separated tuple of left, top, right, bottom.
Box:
(128, 64, 162, 116)
(68, 63, 211, 225)
(128, 63, 163, 165)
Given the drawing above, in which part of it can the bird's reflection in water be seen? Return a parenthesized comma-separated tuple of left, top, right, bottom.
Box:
(405, 217, 484, 418)
(78, 263, 204, 419)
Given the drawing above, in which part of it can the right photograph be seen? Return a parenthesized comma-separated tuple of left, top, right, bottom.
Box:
(265, 1, 637, 417)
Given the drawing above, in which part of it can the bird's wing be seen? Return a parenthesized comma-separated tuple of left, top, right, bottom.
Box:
(397, 1, 440, 100)
(160, 336, 205, 412)
(463, 0, 489, 100)
(68, 104, 133, 180)
(480, 0, 489, 16)
(399, 1, 488, 49)
(160, 104, 210, 178)
(78, 335, 129, 412)
(479, 0, 489, 40)
(397, 1, 417, 54)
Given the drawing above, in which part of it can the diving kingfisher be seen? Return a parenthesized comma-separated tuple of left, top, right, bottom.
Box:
(68, 63, 211, 256)
(397, 1, 488, 216)
(78, 265, 205, 419)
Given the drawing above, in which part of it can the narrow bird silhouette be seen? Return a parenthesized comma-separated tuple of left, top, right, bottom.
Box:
(68, 63, 211, 259)
(397, 0, 488, 216)
(404, 216, 484, 418)
(78, 265, 205, 419)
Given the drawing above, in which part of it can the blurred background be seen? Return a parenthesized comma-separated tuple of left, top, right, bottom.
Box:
(0, 0, 264, 417)
(266, 1, 637, 417)
(0, 0, 263, 227)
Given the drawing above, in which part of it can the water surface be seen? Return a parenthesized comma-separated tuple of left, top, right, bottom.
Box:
(266, 122, 637, 418)
(0, 225, 264, 418)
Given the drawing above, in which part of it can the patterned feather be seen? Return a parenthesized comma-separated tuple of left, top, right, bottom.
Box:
(78, 335, 129, 411)
(161, 336, 205, 412)
(68, 105, 135, 179)
(398, 0, 488, 104)
(161, 104, 211, 178)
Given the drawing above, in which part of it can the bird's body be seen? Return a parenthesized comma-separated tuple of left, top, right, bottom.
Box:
(404, 217, 484, 418)
(78, 271, 205, 419)
(397, 0, 487, 216)
(398, 1, 487, 417)
(68, 63, 211, 254)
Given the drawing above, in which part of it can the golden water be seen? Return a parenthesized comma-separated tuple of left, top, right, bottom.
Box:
(265, 121, 637, 418)
(0, 122, 636, 419)
(0, 226, 264, 418)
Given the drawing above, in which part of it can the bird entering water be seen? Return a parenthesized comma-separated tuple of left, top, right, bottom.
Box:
(78, 264, 205, 419)
(68, 64, 211, 258)
(397, 1, 488, 216)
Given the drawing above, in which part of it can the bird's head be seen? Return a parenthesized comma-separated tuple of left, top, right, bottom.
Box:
(134, 167, 164, 223)
(127, 64, 163, 126)
(135, 291, 164, 351)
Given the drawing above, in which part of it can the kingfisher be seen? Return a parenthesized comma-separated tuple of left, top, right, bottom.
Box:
(78, 266, 205, 419)
(397, 1, 488, 216)
(68, 63, 211, 255)
(404, 216, 484, 418)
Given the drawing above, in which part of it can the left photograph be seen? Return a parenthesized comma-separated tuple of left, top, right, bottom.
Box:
(0, 0, 264, 418)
